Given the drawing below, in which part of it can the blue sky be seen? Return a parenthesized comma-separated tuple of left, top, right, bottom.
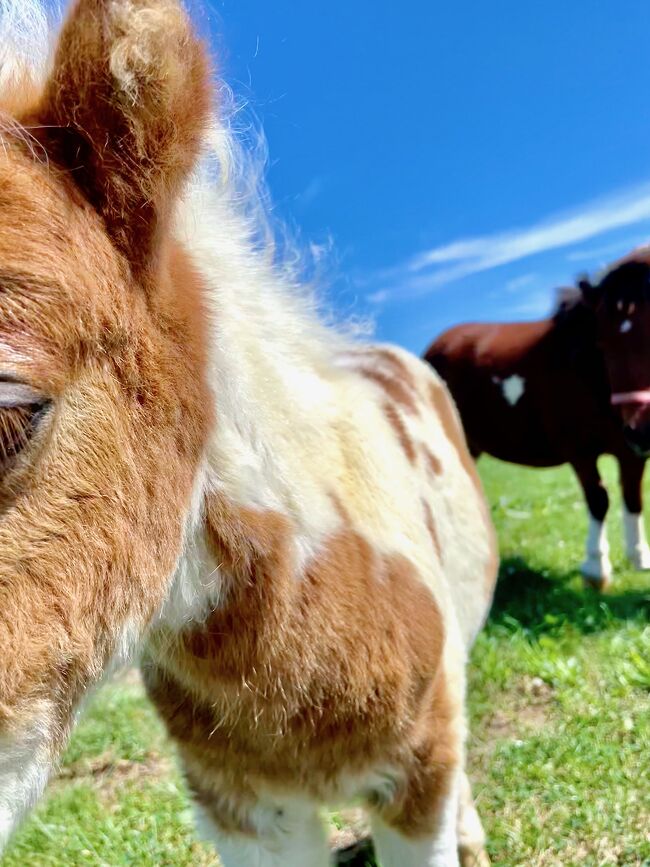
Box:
(202, 1, 650, 353)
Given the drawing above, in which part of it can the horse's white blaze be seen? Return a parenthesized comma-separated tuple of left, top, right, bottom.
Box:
(501, 374, 525, 406)
(581, 515, 612, 583)
(622, 506, 650, 570)
(0, 714, 54, 849)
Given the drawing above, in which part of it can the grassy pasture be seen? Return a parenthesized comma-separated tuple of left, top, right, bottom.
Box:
(3, 456, 650, 866)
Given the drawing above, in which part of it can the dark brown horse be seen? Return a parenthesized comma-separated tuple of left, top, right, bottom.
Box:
(425, 251, 650, 589)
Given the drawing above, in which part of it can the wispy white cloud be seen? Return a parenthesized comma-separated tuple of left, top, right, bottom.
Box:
(365, 181, 650, 305)
(565, 233, 650, 263)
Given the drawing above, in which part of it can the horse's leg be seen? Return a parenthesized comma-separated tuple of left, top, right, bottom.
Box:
(572, 459, 612, 589)
(370, 769, 461, 867)
(142, 664, 329, 866)
(618, 453, 650, 570)
(369, 675, 468, 867)
(191, 790, 330, 867)
(457, 772, 490, 867)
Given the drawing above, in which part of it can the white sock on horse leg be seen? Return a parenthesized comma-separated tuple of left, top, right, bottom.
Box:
(622, 506, 650, 570)
(582, 515, 612, 585)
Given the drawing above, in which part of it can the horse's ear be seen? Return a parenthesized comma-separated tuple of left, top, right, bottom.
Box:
(28, 0, 211, 274)
(578, 276, 599, 308)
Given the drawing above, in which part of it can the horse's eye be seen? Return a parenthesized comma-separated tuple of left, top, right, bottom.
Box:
(0, 381, 49, 466)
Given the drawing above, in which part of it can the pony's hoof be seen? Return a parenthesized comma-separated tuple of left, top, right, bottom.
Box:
(627, 546, 650, 571)
(459, 844, 491, 867)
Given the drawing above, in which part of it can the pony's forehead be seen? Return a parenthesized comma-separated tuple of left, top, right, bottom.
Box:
(0, 143, 63, 220)
(0, 156, 65, 284)
(0, 144, 111, 262)
(0, 143, 130, 351)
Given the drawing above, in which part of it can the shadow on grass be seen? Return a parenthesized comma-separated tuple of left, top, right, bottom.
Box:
(489, 556, 650, 636)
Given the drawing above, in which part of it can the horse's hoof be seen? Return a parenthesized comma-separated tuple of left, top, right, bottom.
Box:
(581, 558, 612, 591)
(581, 571, 611, 592)
(459, 845, 491, 867)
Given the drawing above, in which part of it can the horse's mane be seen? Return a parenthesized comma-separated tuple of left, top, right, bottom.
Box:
(551, 284, 594, 327)
(547, 286, 606, 377)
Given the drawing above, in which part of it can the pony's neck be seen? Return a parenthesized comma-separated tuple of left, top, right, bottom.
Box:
(174, 173, 345, 516)
(157, 176, 347, 629)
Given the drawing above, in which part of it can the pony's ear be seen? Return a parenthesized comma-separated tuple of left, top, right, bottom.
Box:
(28, 0, 211, 274)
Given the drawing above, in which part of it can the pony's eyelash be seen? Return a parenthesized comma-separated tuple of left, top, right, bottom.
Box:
(0, 404, 45, 465)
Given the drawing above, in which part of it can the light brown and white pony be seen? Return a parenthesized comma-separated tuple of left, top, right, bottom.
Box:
(0, 2, 497, 865)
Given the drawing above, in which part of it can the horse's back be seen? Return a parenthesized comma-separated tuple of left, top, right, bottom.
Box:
(425, 319, 552, 372)
(424, 319, 577, 465)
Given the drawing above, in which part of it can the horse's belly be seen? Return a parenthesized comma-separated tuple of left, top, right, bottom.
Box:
(461, 396, 565, 467)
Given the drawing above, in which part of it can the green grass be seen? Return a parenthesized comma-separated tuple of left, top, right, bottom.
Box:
(3, 456, 650, 866)
(470, 456, 650, 866)
(2, 672, 216, 867)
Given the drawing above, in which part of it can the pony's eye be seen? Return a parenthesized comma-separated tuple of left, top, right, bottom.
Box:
(0, 381, 49, 466)
(0, 381, 44, 408)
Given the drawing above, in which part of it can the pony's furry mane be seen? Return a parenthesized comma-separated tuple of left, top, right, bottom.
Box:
(0, 0, 51, 93)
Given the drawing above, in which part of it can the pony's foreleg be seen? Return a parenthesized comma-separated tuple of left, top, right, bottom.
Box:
(618, 453, 650, 570)
(191, 793, 331, 867)
(573, 459, 611, 589)
(457, 772, 490, 867)
(0, 713, 56, 850)
(370, 770, 461, 867)
(369, 675, 470, 867)
(371, 770, 491, 867)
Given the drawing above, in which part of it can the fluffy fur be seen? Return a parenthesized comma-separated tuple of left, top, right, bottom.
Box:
(0, 3, 497, 865)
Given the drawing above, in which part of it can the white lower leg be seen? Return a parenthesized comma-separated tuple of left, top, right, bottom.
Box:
(457, 772, 488, 866)
(194, 797, 330, 867)
(581, 515, 612, 585)
(371, 773, 461, 867)
(0, 716, 55, 853)
(622, 507, 650, 570)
